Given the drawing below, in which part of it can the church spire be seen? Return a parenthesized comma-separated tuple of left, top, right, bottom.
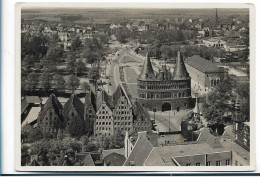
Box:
(138, 52, 156, 81)
(215, 8, 218, 25)
(173, 51, 190, 80)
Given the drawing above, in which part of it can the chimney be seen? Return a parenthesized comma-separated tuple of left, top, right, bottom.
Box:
(137, 131, 147, 139)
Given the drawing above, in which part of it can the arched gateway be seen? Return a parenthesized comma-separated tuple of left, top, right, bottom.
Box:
(162, 103, 171, 112)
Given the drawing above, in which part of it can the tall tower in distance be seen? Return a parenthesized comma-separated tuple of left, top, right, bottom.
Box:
(215, 8, 219, 25)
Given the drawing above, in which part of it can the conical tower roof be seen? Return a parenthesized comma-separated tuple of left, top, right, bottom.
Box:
(173, 51, 190, 80)
(138, 53, 156, 81)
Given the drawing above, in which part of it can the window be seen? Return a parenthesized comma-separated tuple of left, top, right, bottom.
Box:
(216, 161, 221, 166)
(196, 163, 200, 166)
(186, 164, 191, 166)
(235, 160, 238, 166)
(206, 162, 211, 166)
(226, 160, 230, 166)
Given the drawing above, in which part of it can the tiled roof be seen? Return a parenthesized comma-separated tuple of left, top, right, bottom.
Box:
(85, 91, 96, 111)
(132, 101, 150, 122)
(102, 148, 125, 158)
(104, 152, 126, 166)
(153, 142, 214, 164)
(96, 89, 114, 110)
(185, 55, 221, 73)
(112, 86, 124, 107)
(38, 94, 63, 121)
(21, 96, 42, 113)
(222, 125, 236, 141)
(173, 51, 190, 80)
(123, 135, 154, 166)
(197, 128, 223, 149)
(81, 153, 95, 166)
(63, 94, 84, 119)
(138, 53, 157, 81)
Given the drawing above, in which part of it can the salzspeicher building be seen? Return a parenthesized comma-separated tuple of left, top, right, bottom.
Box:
(137, 51, 192, 112)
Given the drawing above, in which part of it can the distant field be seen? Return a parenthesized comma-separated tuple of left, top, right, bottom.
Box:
(124, 67, 138, 83)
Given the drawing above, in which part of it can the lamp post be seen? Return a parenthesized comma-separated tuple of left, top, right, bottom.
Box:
(169, 111, 171, 133)
(153, 108, 156, 124)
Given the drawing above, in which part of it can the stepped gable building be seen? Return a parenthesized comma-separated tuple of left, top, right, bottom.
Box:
(63, 93, 85, 133)
(95, 89, 115, 136)
(113, 86, 134, 133)
(137, 51, 192, 112)
(84, 91, 97, 135)
(132, 101, 152, 133)
(37, 94, 63, 134)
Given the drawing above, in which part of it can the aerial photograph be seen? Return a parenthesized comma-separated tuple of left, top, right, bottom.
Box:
(20, 7, 250, 167)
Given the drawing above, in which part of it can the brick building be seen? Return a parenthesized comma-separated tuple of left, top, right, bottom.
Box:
(113, 87, 134, 133)
(95, 89, 114, 137)
(137, 51, 193, 112)
(84, 91, 97, 135)
(62, 94, 85, 134)
(37, 94, 63, 134)
(185, 55, 225, 89)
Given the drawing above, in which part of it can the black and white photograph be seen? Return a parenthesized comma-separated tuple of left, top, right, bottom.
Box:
(16, 2, 255, 171)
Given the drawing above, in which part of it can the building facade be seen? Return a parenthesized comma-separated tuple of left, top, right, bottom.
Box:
(37, 94, 63, 134)
(113, 95, 134, 133)
(63, 94, 85, 134)
(95, 101, 114, 137)
(137, 51, 192, 112)
(185, 55, 225, 89)
(84, 91, 97, 135)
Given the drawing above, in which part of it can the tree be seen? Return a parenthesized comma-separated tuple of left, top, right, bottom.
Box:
(66, 74, 80, 93)
(71, 37, 82, 51)
(22, 55, 34, 69)
(27, 34, 49, 58)
(84, 142, 98, 152)
(25, 127, 43, 143)
(75, 59, 86, 76)
(38, 72, 53, 91)
(236, 83, 250, 120)
(202, 78, 235, 135)
(80, 82, 90, 93)
(26, 72, 39, 91)
(89, 67, 100, 91)
(53, 74, 66, 92)
(46, 43, 64, 62)
(21, 145, 31, 166)
(66, 58, 76, 74)
(68, 117, 86, 138)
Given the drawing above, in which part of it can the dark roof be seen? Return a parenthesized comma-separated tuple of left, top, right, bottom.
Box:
(38, 94, 63, 121)
(96, 89, 114, 110)
(112, 86, 125, 107)
(185, 55, 221, 73)
(81, 153, 95, 166)
(138, 53, 156, 81)
(21, 96, 42, 113)
(63, 94, 84, 119)
(30, 159, 40, 166)
(132, 101, 150, 122)
(123, 134, 154, 166)
(104, 152, 126, 166)
(85, 91, 97, 111)
(197, 128, 223, 149)
(173, 51, 190, 80)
